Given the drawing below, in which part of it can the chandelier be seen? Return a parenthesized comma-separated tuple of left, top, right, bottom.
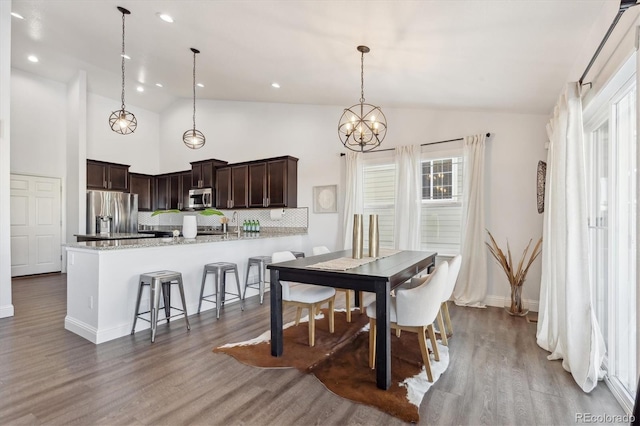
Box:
(338, 45, 387, 152)
(183, 48, 205, 149)
(108, 6, 137, 135)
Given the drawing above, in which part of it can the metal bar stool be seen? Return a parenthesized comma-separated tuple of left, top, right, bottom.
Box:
(131, 270, 190, 343)
(243, 255, 272, 304)
(291, 251, 305, 258)
(198, 262, 243, 319)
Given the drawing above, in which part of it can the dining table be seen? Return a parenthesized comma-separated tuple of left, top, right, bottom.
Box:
(268, 249, 437, 390)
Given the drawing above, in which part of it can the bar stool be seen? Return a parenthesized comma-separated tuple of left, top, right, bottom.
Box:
(198, 262, 243, 319)
(291, 251, 305, 258)
(131, 270, 190, 343)
(243, 255, 271, 304)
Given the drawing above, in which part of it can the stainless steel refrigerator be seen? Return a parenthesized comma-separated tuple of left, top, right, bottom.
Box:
(87, 190, 138, 234)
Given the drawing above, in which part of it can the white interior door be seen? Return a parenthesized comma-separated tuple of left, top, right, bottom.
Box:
(10, 174, 62, 277)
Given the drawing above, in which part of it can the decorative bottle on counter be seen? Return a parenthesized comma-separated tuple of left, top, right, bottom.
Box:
(256, 220, 260, 233)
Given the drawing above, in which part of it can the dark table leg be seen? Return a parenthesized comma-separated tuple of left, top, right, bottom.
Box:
(270, 269, 283, 357)
(374, 279, 391, 389)
(354, 290, 361, 310)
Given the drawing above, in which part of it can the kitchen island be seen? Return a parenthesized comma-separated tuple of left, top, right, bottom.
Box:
(64, 231, 308, 344)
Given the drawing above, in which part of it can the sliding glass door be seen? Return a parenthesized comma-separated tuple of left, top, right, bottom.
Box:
(585, 67, 637, 412)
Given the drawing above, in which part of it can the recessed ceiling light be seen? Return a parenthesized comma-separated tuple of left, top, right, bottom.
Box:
(121, 54, 131, 60)
(155, 83, 163, 88)
(136, 86, 144, 92)
(157, 13, 174, 23)
(196, 83, 204, 88)
(27, 55, 39, 63)
(271, 82, 280, 88)
(11, 12, 24, 19)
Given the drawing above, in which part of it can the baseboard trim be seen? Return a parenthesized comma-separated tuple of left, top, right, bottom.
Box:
(0, 304, 15, 318)
(483, 295, 539, 313)
(65, 316, 99, 343)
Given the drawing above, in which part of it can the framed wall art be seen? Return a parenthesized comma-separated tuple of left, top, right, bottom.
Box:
(313, 185, 337, 213)
(537, 160, 546, 214)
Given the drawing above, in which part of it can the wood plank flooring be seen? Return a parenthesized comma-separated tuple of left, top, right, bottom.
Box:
(0, 273, 625, 425)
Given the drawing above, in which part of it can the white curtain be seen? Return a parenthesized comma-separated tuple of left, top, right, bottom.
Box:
(343, 152, 363, 249)
(536, 82, 605, 393)
(453, 133, 487, 307)
(394, 145, 422, 250)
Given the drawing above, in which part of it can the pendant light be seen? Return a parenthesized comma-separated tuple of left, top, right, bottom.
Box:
(108, 6, 137, 135)
(338, 45, 387, 152)
(183, 48, 205, 149)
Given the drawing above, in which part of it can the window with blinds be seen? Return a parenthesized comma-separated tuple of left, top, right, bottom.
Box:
(421, 156, 463, 254)
(363, 163, 396, 248)
(362, 155, 463, 254)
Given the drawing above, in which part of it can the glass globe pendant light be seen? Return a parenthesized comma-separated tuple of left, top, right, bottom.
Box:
(338, 46, 387, 152)
(108, 6, 137, 135)
(183, 48, 205, 149)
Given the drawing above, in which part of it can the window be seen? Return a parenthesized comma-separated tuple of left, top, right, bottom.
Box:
(363, 162, 396, 248)
(422, 159, 455, 200)
(361, 153, 463, 255)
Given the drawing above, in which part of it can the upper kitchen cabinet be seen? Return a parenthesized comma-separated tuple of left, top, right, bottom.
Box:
(248, 156, 298, 208)
(129, 173, 155, 211)
(215, 165, 248, 209)
(156, 171, 191, 210)
(87, 160, 129, 191)
(191, 158, 228, 189)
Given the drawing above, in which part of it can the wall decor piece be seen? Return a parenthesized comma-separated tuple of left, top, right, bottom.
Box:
(536, 160, 546, 214)
(313, 185, 338, 213)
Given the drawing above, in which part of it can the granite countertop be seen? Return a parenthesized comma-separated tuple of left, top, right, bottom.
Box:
(64, 230, 307, 251)
(73, 233, 157, 240)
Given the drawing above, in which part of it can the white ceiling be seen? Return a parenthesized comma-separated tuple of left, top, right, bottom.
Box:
(9, 0, 622, 115)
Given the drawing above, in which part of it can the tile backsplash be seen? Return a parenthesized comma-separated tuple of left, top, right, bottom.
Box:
(138, 207, 308, 231)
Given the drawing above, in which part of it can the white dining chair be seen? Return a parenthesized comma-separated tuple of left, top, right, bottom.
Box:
(366, 261, 449, 382)
(312, 245, 362, 322)
(440, 254, 462, 340)
(272, 251, 336, 346)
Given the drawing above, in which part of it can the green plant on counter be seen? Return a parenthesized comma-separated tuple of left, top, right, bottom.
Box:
(151, 208, 224, 217)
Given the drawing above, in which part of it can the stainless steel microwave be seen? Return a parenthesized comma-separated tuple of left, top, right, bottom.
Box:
(188, 187, 213, 209)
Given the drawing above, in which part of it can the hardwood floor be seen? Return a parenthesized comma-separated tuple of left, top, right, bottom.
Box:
(0, 273, 625, 425)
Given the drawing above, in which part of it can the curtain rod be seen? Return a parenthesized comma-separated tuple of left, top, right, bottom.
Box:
(339, 132, 491, 156)
(579, 0, 638, 86)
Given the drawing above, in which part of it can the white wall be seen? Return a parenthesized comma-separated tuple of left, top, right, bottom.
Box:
(159, 99, 547, 307)
(0, 0, 14, 318)
(87, 93, 161, 175)
(10, 69, 67, 177)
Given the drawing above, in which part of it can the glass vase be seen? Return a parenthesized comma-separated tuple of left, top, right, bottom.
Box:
(506, 284, 528, 316)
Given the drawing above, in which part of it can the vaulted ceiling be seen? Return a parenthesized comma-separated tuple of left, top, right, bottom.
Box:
(10, 0, 623, 114)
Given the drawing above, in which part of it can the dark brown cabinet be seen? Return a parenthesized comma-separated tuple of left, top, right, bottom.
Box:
(129, 173, 155, 211)
(156, 175, 169, 210)
(191, 159, 227, 188)
(87, 160, 129, 191)
(156, 171, 191, 210)
(248, 156, 298, 208)
(216, 165, 248, 209)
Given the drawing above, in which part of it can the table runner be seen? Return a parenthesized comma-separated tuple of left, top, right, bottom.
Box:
(307, 248, 401, 271)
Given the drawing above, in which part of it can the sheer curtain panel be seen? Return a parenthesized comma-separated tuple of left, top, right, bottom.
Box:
(394, 145, 421, 250)
(536, 82, 606, 393)
(343, 152, 363, 249)
(453, 133, 487, 307)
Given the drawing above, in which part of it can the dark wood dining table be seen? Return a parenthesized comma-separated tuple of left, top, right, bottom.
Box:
(268, 249, 437, 390)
